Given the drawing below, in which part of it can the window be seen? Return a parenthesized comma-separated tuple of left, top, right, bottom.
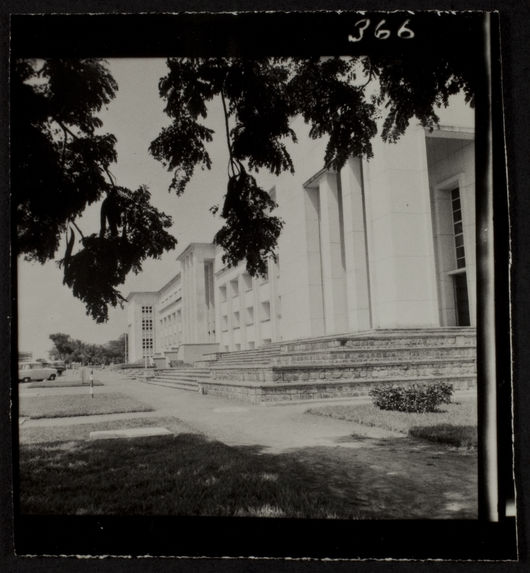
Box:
(277, 296, 282, 319)
(141, 305, 153, 315)
(142, 337, 154, 356)
(230, 279, 239, 298)
(219, 285, 227, 302)
(261, 301, 271, 322)
(233, 311, 240, 328)
(451, 188, 466, 269)
(221, 315, 228, 331)
(246, 306, 254, 325)
(242, 273, 253, 291)
(247, 341, 255, 349)
(142, 318, 153, 331)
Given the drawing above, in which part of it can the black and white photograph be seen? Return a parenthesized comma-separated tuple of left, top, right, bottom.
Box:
(3, 6, 524, 565)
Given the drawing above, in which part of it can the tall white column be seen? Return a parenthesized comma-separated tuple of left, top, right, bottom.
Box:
(318, 172, 348, 334)
(340, 158, 371, 332)
(363, 124, 440, 328)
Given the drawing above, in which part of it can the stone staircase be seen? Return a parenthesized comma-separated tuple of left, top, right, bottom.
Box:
(202, 327, 477, 403)
(145, 367, 211, 392)
(211, 343, 281, 367)
(140, 328, 476, 403)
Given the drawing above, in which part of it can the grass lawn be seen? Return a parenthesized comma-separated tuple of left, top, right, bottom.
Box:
(19, 416, 190, 444)
(19, 393, 154, 419)
(307, 398, 477, 448)
(19, 433, 369, 518)
(27, 379, 104, 389)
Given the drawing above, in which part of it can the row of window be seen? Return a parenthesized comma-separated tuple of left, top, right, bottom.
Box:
(223, 339, 272, 352)
(141, 338, 154, 350)
(451, 188, 466, 269)
(220, 301, 278, 331)
(218, 265, 278, 302)
(160, 311, 182, 325)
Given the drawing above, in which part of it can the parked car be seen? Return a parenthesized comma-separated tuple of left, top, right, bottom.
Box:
(46, 360, 66, 376)
(18, 362, 58, 382)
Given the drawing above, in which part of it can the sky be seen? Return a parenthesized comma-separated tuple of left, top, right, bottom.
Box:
(17, 58, 229, 359)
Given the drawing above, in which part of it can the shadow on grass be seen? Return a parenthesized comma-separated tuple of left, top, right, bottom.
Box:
(408, 424, 477, 448)
(19, 432, 477, 519)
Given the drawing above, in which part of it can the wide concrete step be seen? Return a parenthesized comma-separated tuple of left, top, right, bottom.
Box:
(280, 328, 476, 353)
(147, 379, 199, 391)
(274, 358, 475, 379)
(154, 376, 211, 382)
(210, 357, 475, 386)
(154, 373, 211, 381)
(274, 344, 476, 366)
(213, 360, 272, 367)
(156, 368, 211, 376)
(200, 374, 476, 403)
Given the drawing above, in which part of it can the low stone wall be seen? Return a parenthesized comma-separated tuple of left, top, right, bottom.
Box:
(273, 345, 476, 366)
(280, 332, 476, 353)
(272, 359, 476, 383)
(210, 358, 475, 386)
(200, 375, 476, 404)
(211, 367, 274, 383)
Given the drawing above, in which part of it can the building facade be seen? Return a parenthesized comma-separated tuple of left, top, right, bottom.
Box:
(126, 104, 475, 363)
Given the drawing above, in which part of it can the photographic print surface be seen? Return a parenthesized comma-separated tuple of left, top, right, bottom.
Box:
(10, 10, 516, 560)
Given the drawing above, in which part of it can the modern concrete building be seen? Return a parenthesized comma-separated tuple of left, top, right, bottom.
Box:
(126, 291, 158, 363)
(126, 101, 475, 365)
(127, 243, 218, 363)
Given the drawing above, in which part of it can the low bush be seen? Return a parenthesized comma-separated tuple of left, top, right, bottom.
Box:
(369, 382, 454, 413)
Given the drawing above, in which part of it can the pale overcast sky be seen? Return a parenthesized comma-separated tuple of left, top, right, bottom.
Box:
(17, 58, 229, 359)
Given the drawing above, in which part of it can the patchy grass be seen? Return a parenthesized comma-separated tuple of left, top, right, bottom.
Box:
(27, 379, 104, 389)
(19, 416, 190, 444)
(307, 398, 477, 448)
(409, 424, 477, 449)
(19, 434, 368, 518)
(19, 393, 153, 419)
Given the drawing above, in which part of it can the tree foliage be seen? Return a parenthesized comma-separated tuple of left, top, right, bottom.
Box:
(14, 53, 475, 322)
(12, 59, 178, 322)
(49, 332, 126, 364)
(150, 55, 474, 276)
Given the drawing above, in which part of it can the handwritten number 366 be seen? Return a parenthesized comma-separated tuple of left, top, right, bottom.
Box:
(348, 19, 415, 42)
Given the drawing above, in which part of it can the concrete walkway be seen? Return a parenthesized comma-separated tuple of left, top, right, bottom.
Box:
(18, 369, 475, 454)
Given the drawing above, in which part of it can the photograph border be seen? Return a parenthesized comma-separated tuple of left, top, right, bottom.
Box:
(1, 2, 526, 569)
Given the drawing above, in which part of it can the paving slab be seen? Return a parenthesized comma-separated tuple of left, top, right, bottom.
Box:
(89, 426, 172, 440)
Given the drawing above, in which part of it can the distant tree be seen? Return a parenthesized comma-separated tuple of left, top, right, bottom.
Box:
(12, 59, 177, 322)
(104, 333, 127, 363)
(48, 333, 76, 361)
(49, 332, 126, 365)
(18, 351, 33, 362)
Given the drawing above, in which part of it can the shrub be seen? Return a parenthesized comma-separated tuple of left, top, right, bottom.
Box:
(369, 382, 454, 413)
